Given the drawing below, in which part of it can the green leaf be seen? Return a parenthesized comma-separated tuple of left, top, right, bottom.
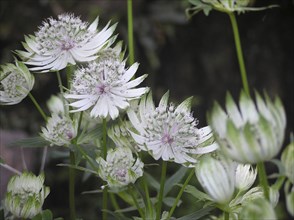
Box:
(177, 206, 214, 220)
(181, 184, 212, 202)
(163, 197, 182, 207)
(77, 125, 103, 145)
(56, 163, 98, 175)
(164, 166, 188, 196)
(8, 136, 50, 148)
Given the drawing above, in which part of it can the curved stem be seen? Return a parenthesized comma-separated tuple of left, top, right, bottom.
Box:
(0, 163, 21, 175)
(257, 162, 270, 201)
(39, 146, 48, 173)
(127, 0, 135, 66)
(28, 92, 47, 121)
(228, 12, 250, 96)
(167, 168, 194, 219)
(56, 71, 64, 94)
(69, 150, 76, 220)
(156, 160, 167, 220)
(142, 176, 153, 217)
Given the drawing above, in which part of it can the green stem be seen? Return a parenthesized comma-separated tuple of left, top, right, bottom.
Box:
(167, 168, 194, 219)
(228, 12, 250, 96)
(28, 92, 47, 121)
(156, 160, 167, 220)
(69, 150, 76, 220)
(75, 144, 96, 170)
(142, 176, 153, 217)
(257, 162, 270, 201)
(56, 71, 64, 94)
(102, 118, 108, 220)
(224, 211, 229, 220)
(127, 0, 135, 65)
(129, 186, 145, 219)
(109, 193, 123, 216)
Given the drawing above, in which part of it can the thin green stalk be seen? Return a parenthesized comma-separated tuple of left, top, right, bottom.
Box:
(156, 160, 167, 220)
(56, 71, 64, 94)
(102, 118, 108, 220)
(167, 168, 194, 219)
(129, 186, 145, 219)
(69, 150, 76, 220)
(142, 176, 153, 217)
(224, 212, 229, 220)
(28, 92, 47, 121)
(257, 162, 270, 201)
(228, 12, 250, 96)
(127, 0, 135, 65)
(109, 193, 123, 216)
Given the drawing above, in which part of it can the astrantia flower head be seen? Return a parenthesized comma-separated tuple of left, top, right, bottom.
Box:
(127, 91, 218, 166)
(196, 152, 236, 204)
(4, 172, 50, 219)
(208, 91, 286, 164)
(0, 61, 34, 105)
(17, 13, 117, 72)
(187, 0, 278, 16)
(41, 113, 78, 146)
(281, 142, 294, 184)
(65, 42, 149, 120)
(96, 147, 144, 190)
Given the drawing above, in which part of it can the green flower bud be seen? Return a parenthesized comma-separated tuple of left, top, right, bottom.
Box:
(4, 172, 50, 219)
(0, 61, 34, 105)
(208, 91, 286, 164)
(239, 198, 276, 219)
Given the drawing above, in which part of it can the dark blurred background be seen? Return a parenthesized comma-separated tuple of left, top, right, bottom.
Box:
(0, 0, 293, 219)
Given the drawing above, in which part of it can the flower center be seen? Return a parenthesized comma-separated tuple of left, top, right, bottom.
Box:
(96, 84, 108, 95)
(61, 39, 75, 51)
(161, 133, 174, 145)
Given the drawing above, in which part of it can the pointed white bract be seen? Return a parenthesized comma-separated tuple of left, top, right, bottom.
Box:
(127, 92, 218, 166)
(0, 61, 34, 105)
(235, 164, 257, 191)
(41, 113, 77, 146)
(96, 147, 144, 190)
(4, 172, 50, 219)
(196, 153, 236, 204)
(208, 91, 286, 164)
(65, 43, 149, 120)
(17, 13, 117, 72)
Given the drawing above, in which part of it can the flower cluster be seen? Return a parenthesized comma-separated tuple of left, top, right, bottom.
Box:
(65, 42, 149, 119)
(128, 91, 218, 165)
(96, 147, 144, 190)
(0, 61, 34, 105)
(17, 13, 117, 72)
(4, 172, 50, 219)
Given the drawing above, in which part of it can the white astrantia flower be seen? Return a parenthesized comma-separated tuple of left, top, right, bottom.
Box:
(65, 42, 149, 120)
(127, 91, 218, 165)
(235, 164, 257, 191)
(187, 0, 278, 16)
(0, 61, 34, 105)
(108, 120, 141, 152)
(96, 147, 144, 190)
(208, 91, 286, 164)
(4, 172, 50, 219)
(17, 13, 117, 72)
(41, 113, 78, 146)
(196, 152, 236, 204)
